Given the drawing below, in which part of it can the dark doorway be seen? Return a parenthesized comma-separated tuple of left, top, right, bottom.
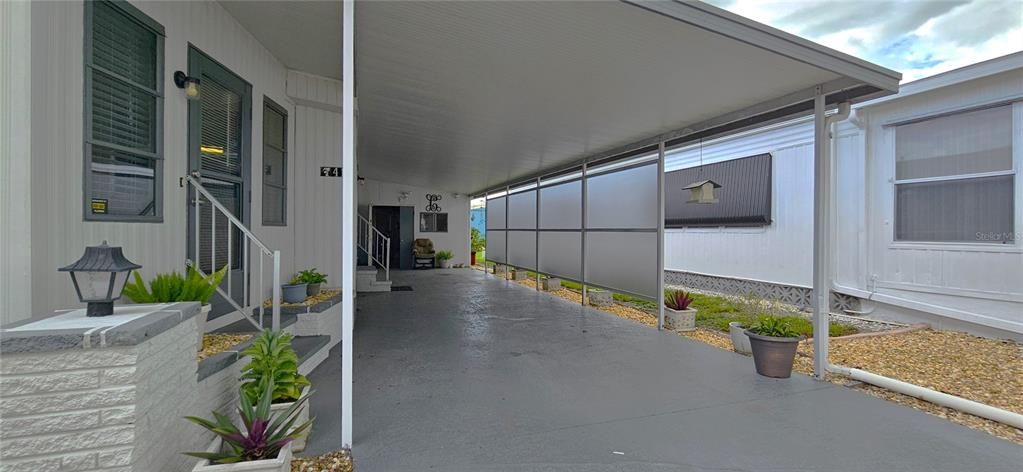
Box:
(372, 206, 414, 270)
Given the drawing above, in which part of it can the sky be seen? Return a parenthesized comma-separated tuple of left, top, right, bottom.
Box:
(707, 0, 1023, 82)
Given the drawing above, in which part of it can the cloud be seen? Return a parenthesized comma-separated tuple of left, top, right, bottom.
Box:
(707, 0, 1023, 81)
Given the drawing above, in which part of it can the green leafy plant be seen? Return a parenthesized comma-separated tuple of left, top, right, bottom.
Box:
(184, 381, 312, 464)
(240, 330, 310, 404)
(436, 250, 454, 261)
(664, 288, 694, 311)
(748, 316, 801, 338)
(294, 268, 327, 285)
(122, 265, 227, 305)
(470, 228, 486, 253)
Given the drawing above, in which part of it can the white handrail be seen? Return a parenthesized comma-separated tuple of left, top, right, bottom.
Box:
(183, 173, 280, 331)
(358, 215, 391, 281)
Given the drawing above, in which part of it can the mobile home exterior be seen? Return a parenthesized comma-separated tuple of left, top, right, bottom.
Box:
(665, 53, 1023, 341)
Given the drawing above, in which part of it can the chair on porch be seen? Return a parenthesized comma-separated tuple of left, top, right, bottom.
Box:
(413, 238, 436, 269)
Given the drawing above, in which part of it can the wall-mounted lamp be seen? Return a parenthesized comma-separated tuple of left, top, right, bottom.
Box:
(357, 176, 366, 186)
(173, 71, 201, 101)
(398, 191, 410, 202)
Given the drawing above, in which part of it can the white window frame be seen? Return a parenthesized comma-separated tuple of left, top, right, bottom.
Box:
(887, 101, 1021, 251)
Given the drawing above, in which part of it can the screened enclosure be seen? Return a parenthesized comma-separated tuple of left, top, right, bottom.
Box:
(486, 150, 661, 299)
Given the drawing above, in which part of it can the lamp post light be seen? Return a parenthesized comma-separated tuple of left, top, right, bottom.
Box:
(58, 241, 141, 317)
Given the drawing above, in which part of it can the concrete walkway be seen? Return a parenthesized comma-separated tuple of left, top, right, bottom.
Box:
(303, 269, 1021, 471)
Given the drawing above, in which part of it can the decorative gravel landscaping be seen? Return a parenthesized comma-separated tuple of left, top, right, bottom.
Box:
(508, 274, 1023, 446)
(198, 333, 253, 360)
(263, 289, 343, 308)
(292, 449, 354, 472)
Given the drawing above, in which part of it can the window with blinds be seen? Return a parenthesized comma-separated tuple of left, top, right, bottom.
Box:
(894, 105, 1016, 243)
(84, 1, 164, 221)
(262, 99, 288, 226)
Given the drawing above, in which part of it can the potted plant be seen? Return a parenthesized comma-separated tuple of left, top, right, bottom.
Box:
(745, 317, 802, 378)
(184, 381, 312, 471)
(664, 288, 696, 331)
(436, 250, 454, 269)
(122, 265, 227, 351)
(728, 321, 753, 355)
(295, 268, 327, 297)
(470, 228, 485, 266)
(240, 330, 312, 451)
(281, 276, 307, 304)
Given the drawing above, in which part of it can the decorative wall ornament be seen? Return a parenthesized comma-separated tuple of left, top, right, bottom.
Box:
(425, 194, 442, 212)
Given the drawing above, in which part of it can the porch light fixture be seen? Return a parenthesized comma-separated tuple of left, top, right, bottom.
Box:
(682, 179, 721, 204)
(58, 241, 141, 317)
(173, 71, 201, 100)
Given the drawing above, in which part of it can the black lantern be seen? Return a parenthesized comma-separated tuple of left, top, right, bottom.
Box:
(58, 241, 141, 317)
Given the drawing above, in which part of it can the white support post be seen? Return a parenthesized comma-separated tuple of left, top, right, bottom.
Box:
(812, 88, 830, 379)
(271, 250, 281, 331)
(535, 176, 541, 289)
(580, 161, 588, 306)
(340, 0, 356, 448)
(656, 142, 666, 330)
(504, 185, 510, 276)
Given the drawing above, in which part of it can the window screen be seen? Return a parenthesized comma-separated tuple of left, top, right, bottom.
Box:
(262, 99, 287, 226)
(665, 153, 772, 227)
(85, 1, 164, 221)
(894, 106, 1015, 243)
(420, 213, 448, 232)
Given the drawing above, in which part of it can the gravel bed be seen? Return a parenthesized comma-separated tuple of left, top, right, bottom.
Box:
(292, 450, 353, 472)
(197, 333, 253, 361)
(263, 289, 342, 308)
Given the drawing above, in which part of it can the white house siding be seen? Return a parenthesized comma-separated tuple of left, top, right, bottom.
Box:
(664, 118, 817, 289)
(22, 1, 342, 321)
(358, 180, 472, 267)
(665, 61, 1023, 339)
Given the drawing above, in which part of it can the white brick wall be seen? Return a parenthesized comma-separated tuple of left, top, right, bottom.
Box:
(0, 315, 250, 472)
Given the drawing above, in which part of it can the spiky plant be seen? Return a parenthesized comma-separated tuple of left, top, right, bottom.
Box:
(122, 265, 227, 304)
(664, 288, 694, 311)
(748, 316, 801, 338)
(240, 330, 310, 404)
(184, 381, 313, 464)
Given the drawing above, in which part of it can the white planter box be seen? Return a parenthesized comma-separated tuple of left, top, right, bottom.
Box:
(729, 321, 752, 354)
(541, 277, 562, 291)
(510, 269, 528, 280)
(438, 259, 452, 268)
(196, 304, 212, 351)
(192, 437, 292, 472)
(270, 389, 311, 452)
(587, 290, 612, 306)
(664, 307, 697, 331)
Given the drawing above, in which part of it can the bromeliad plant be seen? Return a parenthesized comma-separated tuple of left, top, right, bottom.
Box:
(240, 330, 310, 404)
(748, 316, 801, 338)
(664, 288, 694, 311)
(294, 268, 327, 285)
(184, 381, 312, 464)
(122, 265, 227, 304)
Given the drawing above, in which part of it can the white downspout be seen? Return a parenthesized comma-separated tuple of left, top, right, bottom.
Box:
(827, 364, 1023, 429)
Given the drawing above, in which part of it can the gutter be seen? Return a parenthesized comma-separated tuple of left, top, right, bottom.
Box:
(827, 364, 1023, 430)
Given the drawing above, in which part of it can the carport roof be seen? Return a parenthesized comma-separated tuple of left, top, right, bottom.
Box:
(224, 0, 900, 193)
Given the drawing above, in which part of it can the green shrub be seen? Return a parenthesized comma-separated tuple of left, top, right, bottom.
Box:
(436, 250, 454, 261)
(122, 265, 227, 305)
(240, 330, 310, 404)
(471, 228, 486, 253)
(295, 268, 327, 284)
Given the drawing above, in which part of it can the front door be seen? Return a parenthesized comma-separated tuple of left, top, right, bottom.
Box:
(372, 206, 415, 270)
(186, 47, 252, 319)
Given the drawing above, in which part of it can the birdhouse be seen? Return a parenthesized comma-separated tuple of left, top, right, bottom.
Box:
(682, 179, 721, 204)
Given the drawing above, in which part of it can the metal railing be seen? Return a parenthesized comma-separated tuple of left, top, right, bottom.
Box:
(357, 215, 391, 281)
(183, 172, 281, 331)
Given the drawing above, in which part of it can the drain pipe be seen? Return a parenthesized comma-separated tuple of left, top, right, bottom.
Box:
(827, 364, 1023, 429)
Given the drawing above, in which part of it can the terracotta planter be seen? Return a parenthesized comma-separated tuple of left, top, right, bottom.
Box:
(191, 437, 292, 472)
(471, 251, 477, 266)
(745, 330, 800, 378)
(664, 307, 696, 331)
(729, 322, 752, 355)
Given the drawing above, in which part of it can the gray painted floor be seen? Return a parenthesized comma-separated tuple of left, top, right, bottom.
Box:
(303, 269, 1022, 471)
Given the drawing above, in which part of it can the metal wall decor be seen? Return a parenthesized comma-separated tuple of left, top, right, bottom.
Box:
(425, 194, 442, 212)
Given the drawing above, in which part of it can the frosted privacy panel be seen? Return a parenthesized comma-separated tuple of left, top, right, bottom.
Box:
(508, 191, 537, 229)
(585, 231, 657, 298)
(586, 164, 658, 229)
(507, 231, 537, 269)
(539, 232, 581, 280)
(487, 230, 507, 263)
(539, 180, 582, 229)
(487, 197, 506, 229)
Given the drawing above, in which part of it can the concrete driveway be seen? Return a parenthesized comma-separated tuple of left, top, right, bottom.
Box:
(303, 269, 1021, 471)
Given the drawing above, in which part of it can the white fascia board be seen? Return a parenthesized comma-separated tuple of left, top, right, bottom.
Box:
(622, 0, 901, 92)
